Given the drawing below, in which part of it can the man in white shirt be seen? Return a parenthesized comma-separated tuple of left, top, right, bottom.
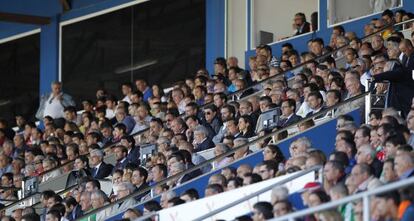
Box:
(36, 81, 75, 120)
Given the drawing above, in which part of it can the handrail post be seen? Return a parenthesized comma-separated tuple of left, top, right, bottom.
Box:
(365, 79, 370, 125)
(363, 194, 370, 221)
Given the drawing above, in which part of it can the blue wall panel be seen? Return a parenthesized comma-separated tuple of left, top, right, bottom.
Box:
(205, 0, 225, 75)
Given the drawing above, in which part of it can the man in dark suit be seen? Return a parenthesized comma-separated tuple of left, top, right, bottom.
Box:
(113, 145, 129, 171)
(372, 39, 414, 118)
(131, 167, 150, 201)
(278, 99, 302, 127)
(121, 135, 140, 164)
(63, 196, 83, 221)
(293, 12, 310, 36)
(306, 91, 326, 119)
(89, 149, 113, 179)
(193, 125, 215, 152)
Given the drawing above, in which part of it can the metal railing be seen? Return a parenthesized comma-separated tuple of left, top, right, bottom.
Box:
(271, 176, 414, 221)
(192, 166, 323, 221)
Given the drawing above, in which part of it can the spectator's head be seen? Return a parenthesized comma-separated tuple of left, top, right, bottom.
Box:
(115, 182, 135, 199)
(307, 91, 323, 110)
(374, 191, 400, 220)
(351, 163, 372, 187)
(151, 164, 167, 183)
(114, 145, 128, 162)
(273, 200, 293, 217)
(252, 201, 273, 221)
(270, 186, 289, 205)
(90, 190, 108, 209)
(323, 160, 345, 183)
(180, 188, 199, 202)
(243, 173, 262, 186)
(131, 167, 148, 187)
(263, 144, 285, 164)
(354, 126, 371, 148)
(356, 145, 376, 164)
(257, 160, 278, 180)
(308, 190, 330, 207)
(85, 179, 101, 192)
(79, 191, 91, 212)
(89, 149, 104, 167)
(46, 210, 61, 221)
(204, 184, 224, 197)
(123, 208, 142, 220)
(394, 153, 414, 178)
(236, 164, 253, 179)
(227, 177, 243, 190)
(329, 183, 348, 201)
(383, 159, 397, 183)
(143, 200, 162, 213)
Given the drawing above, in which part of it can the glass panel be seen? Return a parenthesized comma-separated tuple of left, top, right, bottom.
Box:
(252, 0, 318, 47)
(327, 0, 402, 26)
(0, 34, 40, 125)
(61, 0, 206, 105)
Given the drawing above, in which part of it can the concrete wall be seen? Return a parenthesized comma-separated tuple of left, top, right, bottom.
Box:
(252, 0, 318, 47)
(227, 0, 247, 68)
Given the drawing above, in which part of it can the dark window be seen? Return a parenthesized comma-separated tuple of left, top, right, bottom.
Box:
(62, 0, 205, 105)
(0, 34, 40, 124)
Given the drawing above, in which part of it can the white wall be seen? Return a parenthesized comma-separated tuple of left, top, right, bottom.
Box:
(328, 0, 402, 25)
(252, 0, 318, 47)
(227, 0, 247, 68)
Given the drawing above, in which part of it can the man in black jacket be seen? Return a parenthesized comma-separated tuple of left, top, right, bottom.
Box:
(89, 149, 113, 179)
(372, 41, 414, 118)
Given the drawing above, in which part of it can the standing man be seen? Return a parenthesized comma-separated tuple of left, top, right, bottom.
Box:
(36, 81, 75, 120)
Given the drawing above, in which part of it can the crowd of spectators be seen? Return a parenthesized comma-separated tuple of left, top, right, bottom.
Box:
(0, 8, 413, 221)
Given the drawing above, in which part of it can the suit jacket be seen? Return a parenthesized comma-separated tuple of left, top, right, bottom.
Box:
(372, 64, 414, 118)
(305, 107, 327, 119)
(66, 205, 83, 221)
(126, 146, 140, 164)
(194, 138, 215, 152)
(90, 162, 114, 179)
(134, 182, 150, 202)
(278, 114, 302, 127)
(113, 158, 129, 172)
(295, 22, 311, 35)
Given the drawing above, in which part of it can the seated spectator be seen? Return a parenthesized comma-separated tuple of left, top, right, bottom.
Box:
(111, 182, 137, 214)
(212, 143, 233, 169)
(394, 153, 414, 179)
(192, 125, 214, 152)
(89, 149, 113, 179)
(293, 12, 310, 36)
(273, 200, 293, 218)
(204, 184, 224, 197)
(252, 201, 274, 221)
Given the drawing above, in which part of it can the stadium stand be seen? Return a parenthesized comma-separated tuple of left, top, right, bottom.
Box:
(0, 2, 414, 221)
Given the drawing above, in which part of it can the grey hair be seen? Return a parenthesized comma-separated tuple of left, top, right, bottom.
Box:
(271, 186, 289, 201)
(358, 144, 376, 159)
(330, 183, 348, 196)
(215, 143, 230, 153)
(90, 149, 104, 158)
(117, 182, 136, 193)
(295, 137, 312, 149)
(194, 125, 209, 137)
(234, 137, 249, 146)
(91, 189, 109, 202)
(170, 162, 186, 172)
